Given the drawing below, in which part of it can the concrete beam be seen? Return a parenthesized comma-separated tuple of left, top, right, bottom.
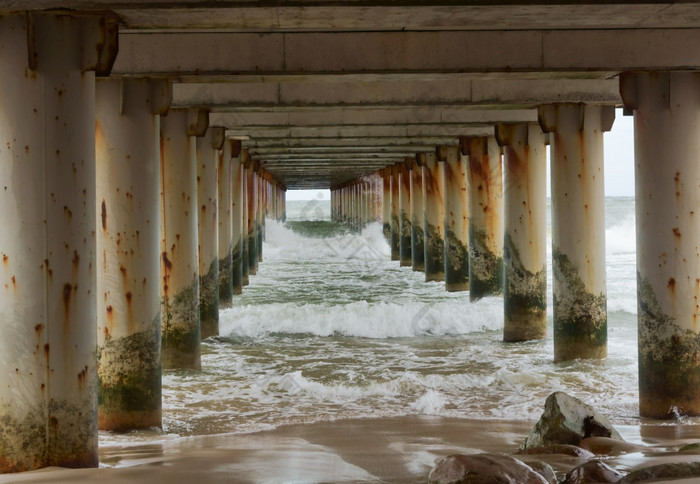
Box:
(113, 29, 700, 77)
(172, 78, 620, 108)
(211, 107, 536, 128)
(244, 138, 459, 148)
(227, 125, 494, 139)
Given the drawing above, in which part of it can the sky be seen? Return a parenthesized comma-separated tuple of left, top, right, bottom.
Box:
(286, 108, 636, 201)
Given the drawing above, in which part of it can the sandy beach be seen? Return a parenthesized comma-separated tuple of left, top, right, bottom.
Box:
(2, 416, 700, 483)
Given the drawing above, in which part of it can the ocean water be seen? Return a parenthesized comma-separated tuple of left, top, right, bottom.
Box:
(102, 196, 658, 447)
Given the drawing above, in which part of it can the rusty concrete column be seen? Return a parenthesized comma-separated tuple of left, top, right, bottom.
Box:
(399, 161, 413, 266)
(217, 138, 232, 306)
(230, 142, 244, 295)
(196, 126, 224, 339)
(255, 166, 263, 263)
(422, 152, 446, 282)
(281, 185, 287, 222)
(462, 136, 504, 301)
(390, 164, 401, 260)
(0, 12, 117, 472)
(381, 169, 392, 243)
(540, 104, 614, 362)
(240, 150, 250, 286)
(96, 78, 170, 432)
(439, 146, 470, 292)
(621, 71, 700, 417)
(160, 108, 207, 370)
(496, 123, 547, 342)
(246, 160, 259, 275)
(411, 157, 426, 272)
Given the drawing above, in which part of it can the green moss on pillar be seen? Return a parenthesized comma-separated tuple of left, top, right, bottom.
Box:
(444, 227, 469, 292)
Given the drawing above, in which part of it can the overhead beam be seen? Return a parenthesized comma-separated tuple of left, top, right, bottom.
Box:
(243, 138, 458, 149)
(113, 29, 700, 77)
(227, 125, 494, 139)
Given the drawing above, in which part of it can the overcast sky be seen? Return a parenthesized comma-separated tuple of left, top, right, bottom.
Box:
(286, 108, 636, 201)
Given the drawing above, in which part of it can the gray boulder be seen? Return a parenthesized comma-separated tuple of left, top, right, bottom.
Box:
(560, 460, 623, 483)
(428, 453, 548, 484)
(523, 460, 557, 484)
(522, 392, 623, 449)
(618, 462, 700, 483)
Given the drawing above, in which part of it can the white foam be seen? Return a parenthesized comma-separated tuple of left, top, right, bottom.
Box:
(410, 390, 447, 414)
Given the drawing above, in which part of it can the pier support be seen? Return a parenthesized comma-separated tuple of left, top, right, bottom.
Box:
(217, 136, 233, 307)
(496, 123, 547, 342)
(96, 78, 170, 432)
(422, 152, 446, 282)
(439, 146, 470, 292)
(539, 104, 614, 361)
(241, 150, 250, 286)
(390, 164, 401, 260)
(231, 141, 244, 295)
(196, 126, 224, 339)
(381, 170, 392, 242)
(462, 136, 504, 301)
(246, 160, 259, 275)
(621, 71, 700, 417)
(256, 166, 264, 263)
(411, 158, 426, 272)
(160, 109, 207, 370)
(0, 12, 117, 472)
(399, 161, 413, 266)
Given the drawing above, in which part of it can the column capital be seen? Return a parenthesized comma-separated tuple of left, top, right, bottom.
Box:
(538, 103, 615, 134)
(187, 108, 209, 136)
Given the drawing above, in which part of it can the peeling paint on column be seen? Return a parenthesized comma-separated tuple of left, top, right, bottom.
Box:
(552, 248, 607, 361)
(390, 164, 400, 260)
(399, 161, 413, 266)
(503, 233, 547, 341)
(463, 136, 504, 301)
(422, 152, 445, 282)
(410, 159, 425, 272)
(439, 146, 469, 292)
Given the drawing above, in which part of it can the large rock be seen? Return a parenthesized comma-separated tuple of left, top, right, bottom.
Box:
(517, 444, 595, 459)
(522, 392, 623, 449)
(618, 462, 700, 483)
(428, 453, 548, 484)
(560, 460, 623, 483)
(580, 437, 645, 456)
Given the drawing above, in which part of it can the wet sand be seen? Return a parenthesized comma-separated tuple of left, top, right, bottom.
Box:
(2, 416, 700, 483)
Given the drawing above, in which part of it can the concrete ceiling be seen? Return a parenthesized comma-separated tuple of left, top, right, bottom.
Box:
(7, 1, 700, 188)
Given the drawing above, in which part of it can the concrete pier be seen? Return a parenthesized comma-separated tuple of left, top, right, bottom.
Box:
(422, 152, 446, 282)
(390, 164, 401, 260)
(540, 104, 614, 362)
(241, 152, 251, 284)
(381, 169, 392, 243)
(621, 71, 700, 417)
(217, 137, 233, 307)
(461, 136, 504, 301)
(399, 161, 413, 266)
(231, 142, 245, 295)
(0, 12, 117, 472)
(95, 78, 169, 432)
(160, 109, 207, 370)
(196, 126, 224, 339)
(496, 123, 547, 342)
(439, 146, 469, 292)
(410, 158, 426, 272)
(247, 160, 259, 275)
(256, 166, 264, 263)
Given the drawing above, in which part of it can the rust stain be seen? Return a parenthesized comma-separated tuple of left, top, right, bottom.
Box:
(44, 343, 50, 359)
(101, 199, 107, 231)
(668, 277, 676, 292)
(77, 365, 88, 388)
(673, 227, 682, 239)
(10, 275, 16, 289)
(2, 253, 8, 266)
(162, 251, 172, 295)
(62, 283, 72, 326)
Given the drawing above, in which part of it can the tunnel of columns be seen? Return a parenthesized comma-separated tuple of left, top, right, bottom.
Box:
(2, 2, 700, 473)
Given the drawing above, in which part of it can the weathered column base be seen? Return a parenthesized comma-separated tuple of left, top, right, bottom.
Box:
(469, 229, 504, 301)
(200, 259, 219, 340)
(444, 229, 469, 292)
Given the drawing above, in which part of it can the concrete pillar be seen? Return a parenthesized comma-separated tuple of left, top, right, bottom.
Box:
(255, 166, 263, 263)
(246, 160, 259, 276)
(381, 170, 392, 242)
(399, 161, 413, 266)
(496, 123, 547, 342)
(230, 142, 244, 295)
(96, 78, 170, 432)
(390, 164, 401, 260)
(281, 186, 287, 222)
(160, 108, 207, 370)
(621, 71, 700, 417)
(217, 138, 233, 307)
(241, 150, 250, 285)
(422, 152, 446, 282)
(411, 157, 426, 272)
(0, 12, 117, 472)
(439, 146, 470, 292)
(461, 136, 504, 301)
(539, 104, 614, 361)
(196, 126, 224, 339)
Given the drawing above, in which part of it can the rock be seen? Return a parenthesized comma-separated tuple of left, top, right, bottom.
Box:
(618, 462, 700, 483)
(560, 460, 623, 483)
(580, 437, 646, 456)
(678, 442, 700, 453)
(522, 392, 623, 449)
(517, 444, 595, 459)
(428, 453, 549, 484)
(524, 460, 557, 484)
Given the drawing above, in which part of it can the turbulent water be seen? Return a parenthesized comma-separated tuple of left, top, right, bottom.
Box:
(102, 196, 668, 447)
